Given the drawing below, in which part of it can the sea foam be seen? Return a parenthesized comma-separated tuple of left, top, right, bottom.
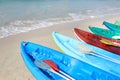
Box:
(1, 6, 120, 38)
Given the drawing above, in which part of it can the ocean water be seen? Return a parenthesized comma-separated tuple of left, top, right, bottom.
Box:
(0, 0, 120, 38)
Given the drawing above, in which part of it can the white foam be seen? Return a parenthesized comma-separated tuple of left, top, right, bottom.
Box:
(1, 7, 120, 39)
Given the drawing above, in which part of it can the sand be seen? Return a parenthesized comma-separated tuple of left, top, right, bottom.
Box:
(0, 15, 119, 80)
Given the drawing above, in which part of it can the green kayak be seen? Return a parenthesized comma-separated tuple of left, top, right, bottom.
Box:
(103, 21, 120, 33)
(89, 26, 120, 40)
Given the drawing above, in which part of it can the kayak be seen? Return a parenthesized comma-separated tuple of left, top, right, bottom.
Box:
(73, 28, 120, 55)
(89, 26, 120, 40)
(103, 21, 120, 33)
(52, 32, 120, 79)
(115, 20, 120, 26)
(20, 41, 120, 80)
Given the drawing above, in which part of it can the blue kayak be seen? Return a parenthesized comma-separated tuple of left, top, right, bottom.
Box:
(20, 41, 120, 80)
(52, 32, 120, 79)
(103, 21, 120, 33)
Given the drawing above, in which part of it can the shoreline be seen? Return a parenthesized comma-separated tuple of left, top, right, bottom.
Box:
(0, 15, 120, 80)
(0, 14, 120, 39)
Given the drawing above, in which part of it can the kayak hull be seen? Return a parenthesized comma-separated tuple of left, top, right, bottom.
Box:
(20, 41, 120, 80)
(89, 26, 120, 39)
(103, 21, 120, 33)
(52, 32, 120, 79)
(73, 28, 120, 55)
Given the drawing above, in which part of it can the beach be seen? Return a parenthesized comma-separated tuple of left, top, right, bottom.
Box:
(0, 15, 120, 80)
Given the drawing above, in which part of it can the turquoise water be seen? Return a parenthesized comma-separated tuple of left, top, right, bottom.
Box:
(0, 0, 120, 38)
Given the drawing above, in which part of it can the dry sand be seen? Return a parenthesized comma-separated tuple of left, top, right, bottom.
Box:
(0, 15, 119, 80)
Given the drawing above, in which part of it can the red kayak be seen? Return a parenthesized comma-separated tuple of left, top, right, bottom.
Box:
(73, 28, 120, 55)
